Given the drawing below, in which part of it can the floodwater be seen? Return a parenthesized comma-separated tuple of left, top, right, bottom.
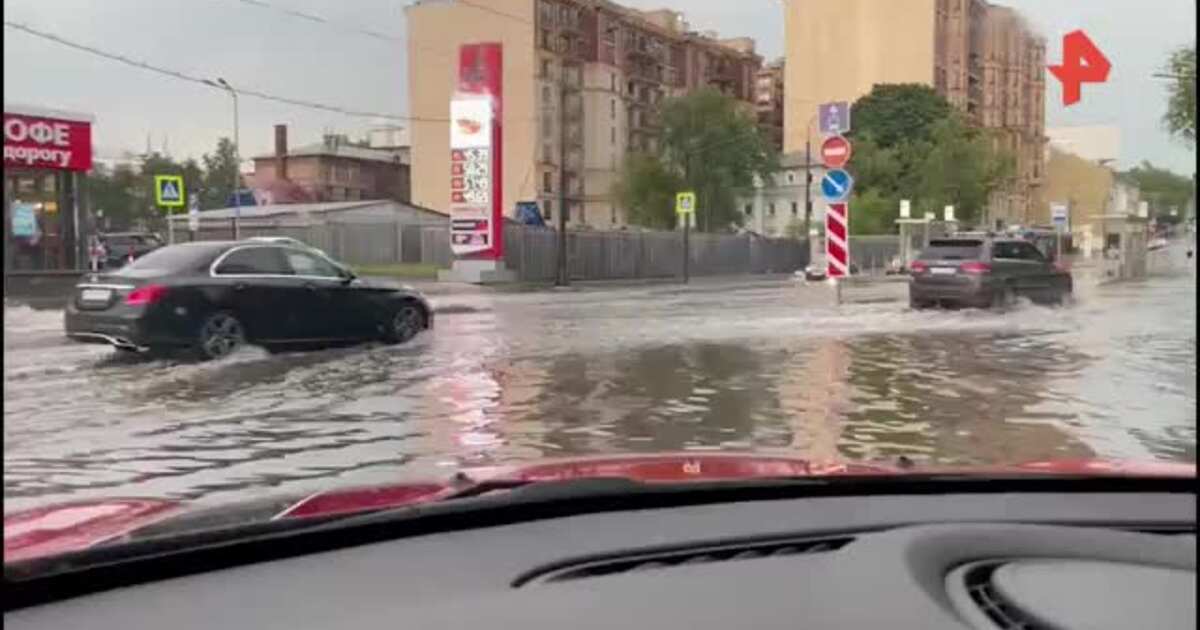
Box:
(4, 248, 1195, 511)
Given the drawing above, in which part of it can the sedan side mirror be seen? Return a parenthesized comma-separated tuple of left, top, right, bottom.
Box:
(340, 269, 357, 285)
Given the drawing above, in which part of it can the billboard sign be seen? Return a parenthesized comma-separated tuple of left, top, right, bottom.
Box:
(448, 43, 503, 260)
(3, 110, 93, 172)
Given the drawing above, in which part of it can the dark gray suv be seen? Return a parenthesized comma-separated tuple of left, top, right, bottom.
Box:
(908, 237, 1073, 309)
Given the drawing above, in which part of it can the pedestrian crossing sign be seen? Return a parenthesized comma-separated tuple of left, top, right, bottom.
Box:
(155, 175, 185, 208)
(676, 191, 696, 215)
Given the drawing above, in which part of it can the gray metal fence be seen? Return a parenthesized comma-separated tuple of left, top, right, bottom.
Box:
(190, 220, 811, 282)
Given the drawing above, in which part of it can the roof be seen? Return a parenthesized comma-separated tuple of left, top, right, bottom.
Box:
(171, 199, 447, 222)
(252, 142, 405, 164)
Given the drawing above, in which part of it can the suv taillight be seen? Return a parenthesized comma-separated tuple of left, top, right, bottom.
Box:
(909, 261, 929, 274)
(126, 284, 168, 306)
(960, 262, 992, 274)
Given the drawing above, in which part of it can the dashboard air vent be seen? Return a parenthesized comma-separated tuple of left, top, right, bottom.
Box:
(516, 536, 852, 586)
(959, 562, 1048, 630)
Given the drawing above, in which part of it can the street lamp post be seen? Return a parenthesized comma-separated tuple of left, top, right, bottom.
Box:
(206, 78, 241, 239)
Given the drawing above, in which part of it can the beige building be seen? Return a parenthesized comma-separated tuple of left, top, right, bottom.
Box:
(783, 0, 1046, 226)
(406, 0, 762, 230)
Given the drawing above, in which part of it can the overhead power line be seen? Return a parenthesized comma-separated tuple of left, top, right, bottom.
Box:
(4, 20, 448, 123)
(229, 0, 403, 42)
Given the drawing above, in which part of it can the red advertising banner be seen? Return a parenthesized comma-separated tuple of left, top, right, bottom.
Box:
(448, 43, 503, 261)
(3, 112, 93, 172)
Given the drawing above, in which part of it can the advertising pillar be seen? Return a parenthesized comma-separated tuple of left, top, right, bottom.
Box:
(439, 43, 517, 284)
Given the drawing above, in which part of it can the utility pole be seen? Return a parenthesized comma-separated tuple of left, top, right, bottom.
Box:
(555, 64, 573, 287)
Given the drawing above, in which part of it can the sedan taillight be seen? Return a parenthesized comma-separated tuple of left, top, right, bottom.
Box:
(126, 284, 169, 306)
(959, 262, 992, 274)
(909, 261, 929, 274)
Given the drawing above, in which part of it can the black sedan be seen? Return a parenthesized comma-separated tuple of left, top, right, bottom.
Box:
(65, 241, 433, 359)
(908, 237, 1073, 309)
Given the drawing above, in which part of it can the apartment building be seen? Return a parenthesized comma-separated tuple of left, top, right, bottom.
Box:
(755, 59, 785, 151)
(406, 0, 762, 230)
(783, 0, 1045, 226)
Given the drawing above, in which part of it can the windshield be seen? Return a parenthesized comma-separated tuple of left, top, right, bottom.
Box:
(2, 0, 1195, 568)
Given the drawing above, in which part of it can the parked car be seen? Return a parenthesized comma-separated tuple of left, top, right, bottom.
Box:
(800, 259, 859, 282)
(908, 237, 1073, 309)
(98, 232, 163, 268)
(64, 240, 432, 359)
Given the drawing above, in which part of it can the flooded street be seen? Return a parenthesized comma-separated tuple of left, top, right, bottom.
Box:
(4, 252, 1195, 512)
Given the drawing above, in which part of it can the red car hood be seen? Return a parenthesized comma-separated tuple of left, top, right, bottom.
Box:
(5, 454, 1193, 564)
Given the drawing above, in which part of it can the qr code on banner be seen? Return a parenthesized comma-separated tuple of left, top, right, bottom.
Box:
(461, 148, 490, 204)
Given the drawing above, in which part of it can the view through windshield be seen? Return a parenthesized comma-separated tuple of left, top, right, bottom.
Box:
(3, 0, 1196, 554)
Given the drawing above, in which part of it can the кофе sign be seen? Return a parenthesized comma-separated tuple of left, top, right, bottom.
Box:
(3, 109, 93, 172)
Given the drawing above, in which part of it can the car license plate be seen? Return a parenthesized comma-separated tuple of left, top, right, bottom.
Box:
(80, 288, 112, 302)
(931, 267, 957, 275)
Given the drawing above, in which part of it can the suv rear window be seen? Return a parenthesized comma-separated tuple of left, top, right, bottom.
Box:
(918, 240, 983, 261)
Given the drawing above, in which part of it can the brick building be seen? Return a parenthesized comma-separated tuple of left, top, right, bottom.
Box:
(250, 125, 411, 206)
(406, 0, 763, 230)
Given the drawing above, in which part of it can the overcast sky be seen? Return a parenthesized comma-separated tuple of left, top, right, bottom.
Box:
(4, 0, 1195, 173)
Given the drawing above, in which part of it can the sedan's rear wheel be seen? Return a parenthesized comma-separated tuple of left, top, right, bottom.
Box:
(383, 303, 425, 344)
(196, 311, 245, 360)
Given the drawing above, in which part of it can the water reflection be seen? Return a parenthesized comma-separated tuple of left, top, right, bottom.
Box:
(4, 268, 1195, 511)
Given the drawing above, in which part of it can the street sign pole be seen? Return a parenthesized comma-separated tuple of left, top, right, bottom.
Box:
(676, 191, 696, 285)
(167, 205, 174, 245)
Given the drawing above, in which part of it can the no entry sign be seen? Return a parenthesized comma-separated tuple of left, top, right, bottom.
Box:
(820, 135, 852, 169)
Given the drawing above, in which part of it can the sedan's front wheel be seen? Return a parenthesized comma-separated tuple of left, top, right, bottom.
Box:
(195, 311, 245, 360)
(382, 303, 426, 345)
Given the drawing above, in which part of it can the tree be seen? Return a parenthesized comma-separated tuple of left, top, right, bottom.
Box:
(616, 88, 777, 232)
(1162, 44, 1196, 147)
(915, 116, 1014, 226)
(201, 137, 240, 210)
(849, 84, 953, 148)
(612, 153, 683, 229)
(85, 163, 139, 230)
(846, 85, 1014, 232)
(1122, 161, 1194, 218)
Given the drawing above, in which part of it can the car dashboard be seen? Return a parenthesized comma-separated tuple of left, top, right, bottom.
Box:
(6, 489, 1194, 630)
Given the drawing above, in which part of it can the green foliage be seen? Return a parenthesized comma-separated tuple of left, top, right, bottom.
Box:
(847, 85, 1013, 232)
(1162, 44, 1196, 147)
(849, 188, 897, 235)
(612, 153, 683, 230)
(201, 137, 240, 210)
(85, 138, 240, 231)
(616, 88, 778, 232)
(914, 116, 1014, 226)
(1122, 161, 1194, 218)
(849, 84, 953, 148)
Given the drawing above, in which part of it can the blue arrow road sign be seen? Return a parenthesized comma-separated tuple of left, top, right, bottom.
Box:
(821, 169, 854, 203)
(819, 101, 851, 135)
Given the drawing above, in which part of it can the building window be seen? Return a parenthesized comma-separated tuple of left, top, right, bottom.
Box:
(611, 126, 616, 145)
(787, 173, 794, 184)
(745, 203, 753, 216)
(611, 98, 616, 119)
(610, 73, 616, 91)
(611, 205, 618, 225)
(543, 200, 553, 220)
(542, 114, 553, 139)
(791, 201, 798, 215)
(769, 203, 776, 216)
(543, 171, 553, 193)
(543, 85, 552, 104)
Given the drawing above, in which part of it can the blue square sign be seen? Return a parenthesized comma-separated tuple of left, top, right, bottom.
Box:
(819, 101, 851, 135)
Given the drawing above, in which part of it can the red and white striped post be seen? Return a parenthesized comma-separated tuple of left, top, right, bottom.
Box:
(825, 202, 850, 279)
